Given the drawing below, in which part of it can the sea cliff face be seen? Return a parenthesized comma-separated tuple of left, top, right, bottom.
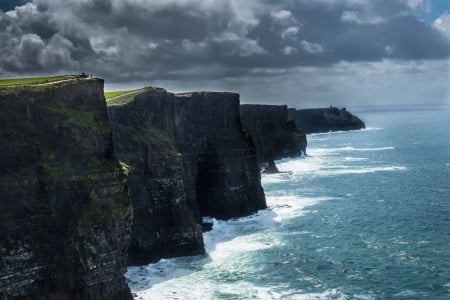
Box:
(0, 79, 132, 300)
(107, 88, 205, 266)
(288, 107, 365, 133)
(107, 89, 266, 265)
(240, 104, 307, 164)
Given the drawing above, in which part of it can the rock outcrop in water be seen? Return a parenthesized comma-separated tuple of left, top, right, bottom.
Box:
(107, 88, 266, 265)
(240, 104, 307, 164)
(0, 79, 132, 299)
(287, 107, 365, 133)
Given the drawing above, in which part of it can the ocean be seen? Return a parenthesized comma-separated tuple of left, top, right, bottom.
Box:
(125, 108, 450, 299)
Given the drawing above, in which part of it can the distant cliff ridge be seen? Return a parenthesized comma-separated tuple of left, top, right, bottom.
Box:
(240, 104, 307, 164)
(0, 79, 132, 299)
(288, 107, 365, 134)
(107, 88, 266, 265)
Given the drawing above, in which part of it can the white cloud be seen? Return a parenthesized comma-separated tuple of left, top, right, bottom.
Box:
(283, 46, 297, 55)
(271, 10, 292, 21)
(434, 12, 450, 40)
(384, 45, 394, 56)
(300, 40, 324, 54)
(405, 0, 430, 12)
(341, 10, 384, 25)
(281, 26, 300, 39)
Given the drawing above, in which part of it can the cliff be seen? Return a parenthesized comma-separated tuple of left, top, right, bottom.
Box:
(0, 79, 132, 300)
(287, 107, 365, 133)
(107, 89, 266, 265)
(107, 88, 204, 266)
(240, 104, 307, 164)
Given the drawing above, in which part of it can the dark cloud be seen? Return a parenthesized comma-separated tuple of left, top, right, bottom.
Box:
(0, 0, 449, 87)
(0, 0, 29, 12)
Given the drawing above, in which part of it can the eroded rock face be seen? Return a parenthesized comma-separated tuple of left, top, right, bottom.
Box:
(173, 92, 266, 221)
(108, 92, 204, 266)
(287, 107, 365, 133)
(240, 104, 307, 164)
(0, 79, 132, 299)
(107, 89, 266, 265)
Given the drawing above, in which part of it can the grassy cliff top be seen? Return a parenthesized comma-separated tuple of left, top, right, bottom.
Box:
(105, 87, 166, 106)
(0, 75, 77, 87)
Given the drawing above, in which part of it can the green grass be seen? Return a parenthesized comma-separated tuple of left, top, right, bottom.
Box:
(0, 75, 75, 86)
(64, 108, 107, 134)
(46, 101, 109, 135)
(104, 91, 130, 99)
(132, 125, 180, 156)
(106, 87, 165, 106)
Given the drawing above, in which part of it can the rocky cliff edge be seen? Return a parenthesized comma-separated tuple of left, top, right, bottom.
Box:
(0, 79, 132, 300)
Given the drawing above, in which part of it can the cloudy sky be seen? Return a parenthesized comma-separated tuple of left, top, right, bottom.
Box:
(1, 0, 450, 108)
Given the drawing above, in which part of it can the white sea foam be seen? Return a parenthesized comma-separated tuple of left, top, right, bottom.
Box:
(203, 217, 279, 262)
(256, 288, 349, 300)
(354, 294, 377, 300)
(275, 156, 327, 175)
(129, 278, 349, 300)
(313, 166, 406, 176)
(310, 146, 395, 153)
(126, 190, 331, 299)
(344, 157, 368, 161)
(363, 127, 383, 131)
(393, 289, 418, 297)
(308, 127, 382, 138)
(274, 156, 405, 177)
(267, 195, 332, 222)
(309, 130, 353, 137)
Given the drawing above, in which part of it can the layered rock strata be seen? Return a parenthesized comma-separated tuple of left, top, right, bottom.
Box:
(287, 107, 365, 133)
(107, 88, 266, 265)
(240, 104, 307, 164)
(0, 79, 132, 300)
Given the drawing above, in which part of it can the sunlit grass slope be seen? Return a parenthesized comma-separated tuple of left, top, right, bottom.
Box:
(0, 75, 75, 86)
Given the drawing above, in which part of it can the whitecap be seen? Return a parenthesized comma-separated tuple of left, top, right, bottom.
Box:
(344, 157, 369, 161)
(354, 294, 377, 300)
(300, 147, 394, 160)
(393, 289, 418, 297)
(326, 146, 395, 152)
(265, 288, 349, 300)
(391, 237, 410, 245)
(309, 166, 406, 176)
(266, 195, 332, 222)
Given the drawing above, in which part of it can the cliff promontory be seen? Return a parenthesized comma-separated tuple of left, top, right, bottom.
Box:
(240, 104, 307, 164)
(0, 79, 132, 300)
(107, 89, 266, 265)
(288, 107, 365, 133)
